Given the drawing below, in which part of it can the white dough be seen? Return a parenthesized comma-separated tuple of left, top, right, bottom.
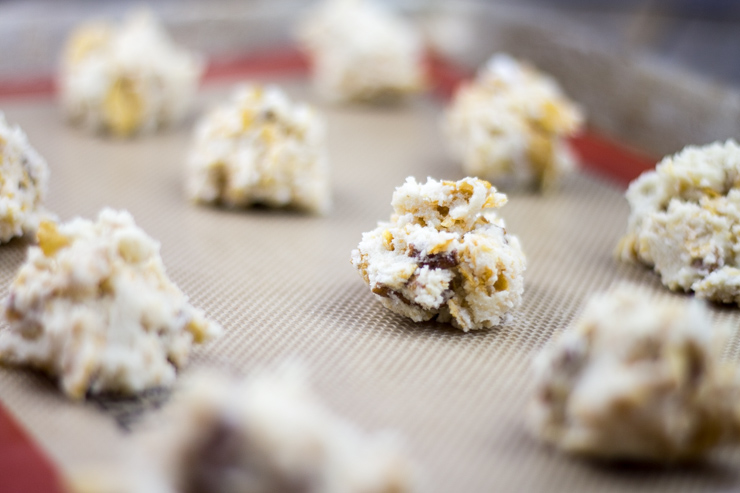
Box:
(351, 177, 526, 331)
(445, 54, 584, 190)
(0, 113, 51, 242)
(186, 85, 331, 214)
(0, 209, 221, 399)
(81, 368, 418, 493)
(618, 140, 740, 304)
(530, 286, 740, 461)
(298, 0, 425, 103)
(59, 10, 203, 137)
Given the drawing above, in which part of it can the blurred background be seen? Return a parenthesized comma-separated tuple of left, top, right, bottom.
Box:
(520, 0, 740, 86)
(1, 0, 739, 154)
(1, 0, 740, 86)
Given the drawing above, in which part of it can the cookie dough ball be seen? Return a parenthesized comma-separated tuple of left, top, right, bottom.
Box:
(186, 85, 331, 214)
(351, 177, 526, 331)
(0, 209, 221, 399)
(530, 287, 740, 461)
(618, 140, 740, 303)
(59, 10, 203, 137)
(445, 54, 584, 191)
(0, 114, 51, 242)
(136, 368, 417, 493)
(298, 0, 425, 103)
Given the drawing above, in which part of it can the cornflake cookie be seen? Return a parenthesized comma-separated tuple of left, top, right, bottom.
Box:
(59, 10, 203, 137)
(0, 208, 221, 399)
(530, 287, 740, 462)
(351, 177, 526, 332)
(0, 113, 51, 242)
(118, 368, 417, 493)
(618, 140, 740, 304)
(445, 54, 584, 191)
(298, 0, 425, 103)
(186, 84, 331, 214)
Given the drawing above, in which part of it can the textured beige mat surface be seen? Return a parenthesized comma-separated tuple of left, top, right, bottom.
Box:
(1, 76, 740, 492)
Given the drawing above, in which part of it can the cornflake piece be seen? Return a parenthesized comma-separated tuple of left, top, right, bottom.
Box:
(618, 140, 740, 304)
(530, 287, 740, 461)
(298, 0, 425, 103)
(130, 368, 417, 493)
(186, 85, 331, 214)
(0, 113, 51, 242)
(0, 209, 221, 399)
(445, 54, 584, 191)
(59, 10, 203, 137)
(351, 177, 526, 331)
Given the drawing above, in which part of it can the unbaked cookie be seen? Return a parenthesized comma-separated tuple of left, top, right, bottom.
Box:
(618, 140, 740, 303)
(298, 0, 425, 103)
(351, 177, 526, 331)
(0, 113, 51, 242)
(0, 208, 221, 399)
(123, 368, 417, 493)
(445, 54, 583, 191)
(59, 10, 203, 137)
(530, 286, 740, 461)
(186, 84, 331, 214)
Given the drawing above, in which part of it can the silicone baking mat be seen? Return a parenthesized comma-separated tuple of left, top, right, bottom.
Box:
(2, 61, 740, 493)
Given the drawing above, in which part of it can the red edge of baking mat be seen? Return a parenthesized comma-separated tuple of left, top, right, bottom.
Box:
(0, 44, 655, 492)
(0, 403, 66, 493)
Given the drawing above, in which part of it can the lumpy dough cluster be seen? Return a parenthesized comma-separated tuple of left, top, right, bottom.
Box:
(130, 368, 416, 493)
(0, 114, 51, 243)
(0, 209, 221, 399)
(445, 54, 584, 191)
(618, 140, 740, 304)
(186, 85, 331, 214)
(351, 177, 526, 332)
(530, 287, 740, 461)
(59, 11, 203, 137)
(298, 0, 425, 103)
